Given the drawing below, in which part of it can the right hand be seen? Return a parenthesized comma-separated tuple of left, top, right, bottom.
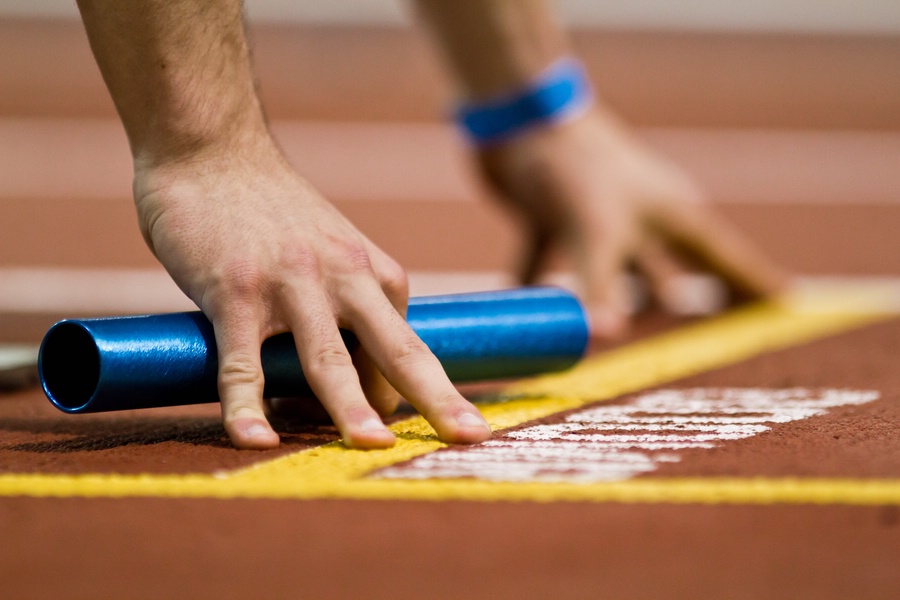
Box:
(132, 136, 492, 449)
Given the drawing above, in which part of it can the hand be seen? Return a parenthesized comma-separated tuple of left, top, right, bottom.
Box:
(475, 109, 790, 336)
(133, 136, 492, 449)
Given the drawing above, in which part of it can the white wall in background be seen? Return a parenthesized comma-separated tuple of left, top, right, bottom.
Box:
(1, 0, 899, 34)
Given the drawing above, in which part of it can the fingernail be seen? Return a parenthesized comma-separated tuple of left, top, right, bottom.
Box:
(359, 417, 387, 432)
(245, 422, 271, 439)
(457, 412, 490, 431)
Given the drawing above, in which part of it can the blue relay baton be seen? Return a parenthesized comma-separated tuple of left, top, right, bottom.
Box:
(39, 287, 589, 414)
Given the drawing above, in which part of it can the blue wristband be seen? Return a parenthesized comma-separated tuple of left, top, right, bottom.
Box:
(455, 57, 594, 146)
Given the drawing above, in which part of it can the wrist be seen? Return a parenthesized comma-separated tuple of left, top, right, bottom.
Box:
(454, 57, 594, 147)
(131, 112, 287, 216)
(130, 95, 274, 171)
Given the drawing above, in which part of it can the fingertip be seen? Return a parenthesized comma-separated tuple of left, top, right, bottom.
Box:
(588, 304, 628, 339)
(341, 417, 397, 449)
(436, 411, 493, 445)
(227, 417, 281, 450)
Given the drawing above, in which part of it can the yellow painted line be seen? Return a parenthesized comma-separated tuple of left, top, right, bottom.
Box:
(1, 472, 899, 506)
(0, 287, 897, 504)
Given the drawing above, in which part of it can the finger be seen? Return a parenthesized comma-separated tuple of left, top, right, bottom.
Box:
(631, 236, 685, 312)
(352, 346, 401, 417)
(573, 218, 632, 338)
(210, 302, 281, 450)
(516, 227, 554, 285)
(632, 236, 726, 315)
(355, 247, 407, 417)
(286, 286, 396, 449)
(657, 205, 791, 299)
(342, 282, 492, 445)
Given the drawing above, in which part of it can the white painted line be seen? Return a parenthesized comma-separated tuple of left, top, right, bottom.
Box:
(0, 267, 515, 314)
(0, 344, 39, 388)
(534, 432, 762, 443)
(546, 423, 773, 433)
(786, 277, 900, 315)
(2, 268, 900, 317)
(4, 0, 899, 34)
(4, 119, 899, 206)
(0, 345, 38, 369)
(376, 388, 880, 483)
(0, 267, 519, 314)
(0, 267, 195, 314)
(0, 267, 900, 316)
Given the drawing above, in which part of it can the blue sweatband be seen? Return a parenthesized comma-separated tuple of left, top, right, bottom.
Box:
(455, 57, 594, 146)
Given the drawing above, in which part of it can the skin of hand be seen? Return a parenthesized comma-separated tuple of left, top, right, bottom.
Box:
(77, 0, 491, 449)
(475, 108, 790, 335)
(414, 0, 789, 336)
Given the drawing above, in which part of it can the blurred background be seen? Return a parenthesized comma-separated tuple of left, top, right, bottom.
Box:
(1, 0, 898, 341)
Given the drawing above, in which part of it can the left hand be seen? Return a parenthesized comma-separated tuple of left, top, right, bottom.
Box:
(474, 109, 790, 336)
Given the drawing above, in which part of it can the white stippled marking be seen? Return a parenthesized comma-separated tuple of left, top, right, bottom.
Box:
(376, 388, 879, 483)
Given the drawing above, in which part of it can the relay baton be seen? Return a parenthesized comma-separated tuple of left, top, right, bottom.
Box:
(39, 287, 589, 414)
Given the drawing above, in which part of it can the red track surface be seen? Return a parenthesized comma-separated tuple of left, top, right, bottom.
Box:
(1, 19, 899, 600)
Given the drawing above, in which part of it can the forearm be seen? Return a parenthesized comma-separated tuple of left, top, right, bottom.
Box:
(76, 0, 269, 168)
(413, 0, 570, 99)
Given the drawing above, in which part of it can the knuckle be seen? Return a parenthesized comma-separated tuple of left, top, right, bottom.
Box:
(217, 260, 270, 300)
(218, 354, 264, 389)
(309, 342, 353, 372)
(280, 244, 323, 279)
(226, 404, 266, 422)
(377, 258, 409, 302)
(389, 336, 429, 368)
(340, 242, 374, 275)
(435, 391, 468, 411)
